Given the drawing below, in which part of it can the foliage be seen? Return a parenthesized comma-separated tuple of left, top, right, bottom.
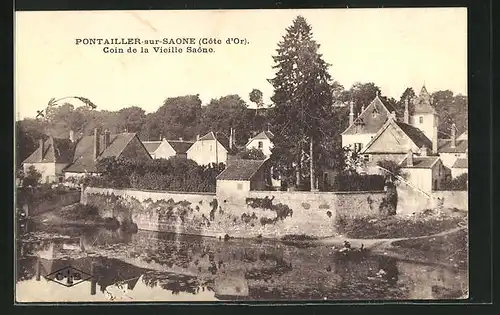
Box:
(249, 89, 264, 108)
(268, 15, 337, 187)
(15, 120, 46, 166)
(237, 148, 266, 160)
(90, 156, 225, 192)
(21, 166, 42, 188)
(342, 146, 366, 174)
(376, 160, 403, 184)
(116, 106, 146, 133)
(441, 173, 468, 191)
(245, 196, 293, 225)
(332, 174, 385, 192)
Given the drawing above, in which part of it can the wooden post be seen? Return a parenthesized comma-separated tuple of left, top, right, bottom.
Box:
(310, 137, 318, 192)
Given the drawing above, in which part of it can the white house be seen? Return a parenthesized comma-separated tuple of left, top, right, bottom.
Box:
(451, 158, 468, 178)
(245, 131, 274, 157)
(399, 151, 450, 193)
(216, 159, 271, 200)
(341, 93, 395, 151)
(409, 85, 439, 143)
(142, 138, 194, 159)
(186, 131, 231, 166)
(437, 124, 468, 169)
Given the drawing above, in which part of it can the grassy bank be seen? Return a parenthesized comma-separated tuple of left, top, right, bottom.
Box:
(336, 208, 467, 239)
(387, 228, 468, 269)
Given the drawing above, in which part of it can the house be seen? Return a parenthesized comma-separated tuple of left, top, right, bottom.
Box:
(359, 116, 434, 174)
(216, 159, 272, 198)
(451, 158, 468, 178)
(245, 131, 274, 157)
(399, 151, 450, 193)
(186, 131, 235, 166)
(64, 128, 152, 178)
(22, 135, 75, 183)
(341, 92, 395, 151)
(142, 138, 194, 159)
(457, 129, 468, 140)
(437, 124, 468, 168)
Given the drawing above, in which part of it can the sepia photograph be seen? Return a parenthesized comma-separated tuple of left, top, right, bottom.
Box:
(14, 8, 468, 302)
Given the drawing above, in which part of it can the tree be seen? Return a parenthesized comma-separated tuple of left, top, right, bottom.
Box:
(249, 89, 264, 110)
(340, 82, 382, 114)
(16, 120, 46, 167)
(376, 160, 402, 216)
(199, 94, 251, 145)
(268, 16, 334, 190)
(394, 87, 416, 119)
(116, 106, 146, 133)
(237, 148, 266, 160)
(22, 166, 42, 188)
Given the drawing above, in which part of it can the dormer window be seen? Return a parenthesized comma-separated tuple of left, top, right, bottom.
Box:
(258, 141, 263, 149)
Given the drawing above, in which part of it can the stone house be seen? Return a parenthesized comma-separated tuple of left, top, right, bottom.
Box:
(399, 151, 450, 193)
(359, 117, 433, 174)
(64, 128, 152, 178)
(186, 131, 235, 166)
(245, 131, 274, 157)
(216, 159, 271, 200)
(341, 93, 395, 152)
(142, 138, 194, 159)
(22, 136, 75, 183)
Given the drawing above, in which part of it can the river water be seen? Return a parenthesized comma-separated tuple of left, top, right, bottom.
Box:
(15, 220, 467, 302)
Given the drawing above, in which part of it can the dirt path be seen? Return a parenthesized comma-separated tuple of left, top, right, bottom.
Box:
(317, 225, 467, 250)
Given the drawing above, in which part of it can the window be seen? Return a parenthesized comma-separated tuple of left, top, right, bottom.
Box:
(258, 141, 263, 149)
(363, 155, 370, 162)
(237, 183, 243, 190)
(419, 116, 424, 124)
(210, 145, 213, 152)
(354, 143, 363, 152)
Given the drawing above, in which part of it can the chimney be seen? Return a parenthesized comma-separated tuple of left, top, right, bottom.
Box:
(404, 99, 409, 124)
(421, 145, 428, 157)
(179, 137, 183, 141)
(196, 134, 200, 141)
(406, 151, 413, 167)
(349, 101, 354, 125)
(69, 130, 75, 143)
(450, 123, 456, 148)
(93, 128, 101, 160)
(39, 139, 44, 162)
(432, 116, 439, 154)
(361, 105, 365, 112)
(103, 129, 111, 150)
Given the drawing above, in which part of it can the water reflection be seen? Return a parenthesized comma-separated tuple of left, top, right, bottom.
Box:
(16, 221, 467, 302)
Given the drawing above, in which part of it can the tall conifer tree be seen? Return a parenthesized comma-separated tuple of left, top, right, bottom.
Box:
(268, 16, 334, 189)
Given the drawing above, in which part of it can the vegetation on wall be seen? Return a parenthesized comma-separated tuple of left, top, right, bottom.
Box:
(441, 173, 468, 191)
(245, 197, 294, 226)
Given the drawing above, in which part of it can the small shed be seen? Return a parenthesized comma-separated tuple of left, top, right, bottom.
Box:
(216, 159, 271, 197)
(451, 158, 468, 178)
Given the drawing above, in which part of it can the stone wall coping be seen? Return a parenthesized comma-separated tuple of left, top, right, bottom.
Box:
(86, 186, 216, 196)
(248, 190, 386, 195)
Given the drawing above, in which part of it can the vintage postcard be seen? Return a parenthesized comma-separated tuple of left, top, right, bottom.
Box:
(15, 8, 468, 302)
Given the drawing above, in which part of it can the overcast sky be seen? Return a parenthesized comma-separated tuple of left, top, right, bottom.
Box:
(15, 8, 467, 120)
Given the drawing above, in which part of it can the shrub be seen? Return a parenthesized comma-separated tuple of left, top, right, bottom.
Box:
(21, 166, 42, 188)
(332, 174, 385, 191)
(441, 173, 468, 191)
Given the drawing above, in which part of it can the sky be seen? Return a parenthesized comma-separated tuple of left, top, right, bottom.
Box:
(14, 8, 467, 120)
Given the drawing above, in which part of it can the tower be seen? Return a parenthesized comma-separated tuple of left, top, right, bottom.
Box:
(410, 85, 438, 145)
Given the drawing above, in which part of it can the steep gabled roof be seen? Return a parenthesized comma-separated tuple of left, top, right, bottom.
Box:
(413, 85, 436, 114)
(399, 156, 440, 169)
(216, 159, 269, 181)
(166, 140, 194, 154)
(437, 139, 468, 153)
(64, 132, 137, 173)
(192, 131, 237, 154)
(245, 131, 274, 146)
(342, 95, 393, 135)
(360, 118, 432, 154)
(23, 137, 74, 164)
(142, 141, 162, 154)
(452, 158, 468, 169)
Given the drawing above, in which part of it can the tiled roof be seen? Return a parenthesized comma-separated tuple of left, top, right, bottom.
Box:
(452, 158, 468, 168)
(23, 137, 74, 164)
(142, 141, 162, 153)
(457, 130, 468, 140)
(437, 139, 468, 153)
(216, 159, 269, 181)
(166, 140, 194, 154)
(400, 156, 440, 169)
(395, 122, 433, 149)
(196, 131, 237, 154)
(253, 131, 274, 140)
(342, 95, 392, 135)
(64, 133, 136, 173)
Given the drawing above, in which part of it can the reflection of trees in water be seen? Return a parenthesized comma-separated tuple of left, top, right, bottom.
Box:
(141, 271, 208, 295)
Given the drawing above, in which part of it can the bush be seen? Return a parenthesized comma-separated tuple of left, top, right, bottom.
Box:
(441, 173, 468, 191)
(21, 166, 42, 188)
(332, 174, 385, 191)
(86, 157, 225, 192)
